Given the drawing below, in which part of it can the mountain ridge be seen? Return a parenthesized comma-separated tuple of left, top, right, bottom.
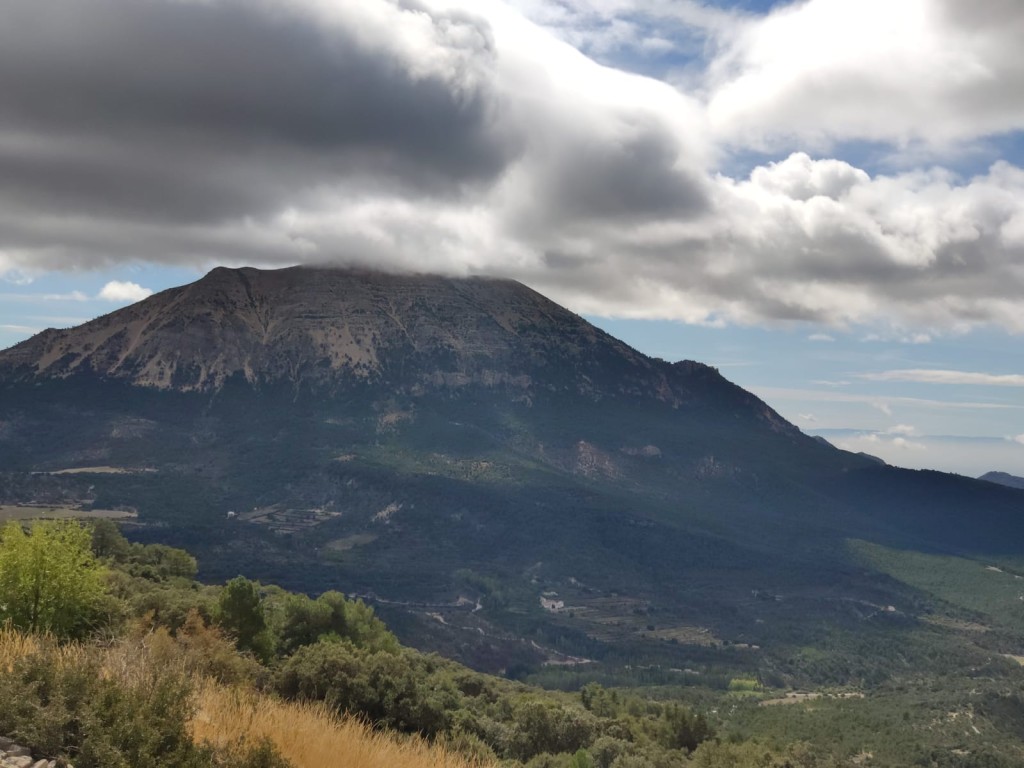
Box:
(980, 471, 1024, 490)
(2, 265, 1023, 677)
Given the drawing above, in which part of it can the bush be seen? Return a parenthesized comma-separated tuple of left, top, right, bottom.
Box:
(276, 641, 459, 736)
(506, 699, 599, 761)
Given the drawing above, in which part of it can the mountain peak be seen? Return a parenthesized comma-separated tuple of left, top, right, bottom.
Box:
(0, 266, 728, 407)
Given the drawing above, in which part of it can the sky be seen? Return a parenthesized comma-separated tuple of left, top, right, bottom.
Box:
(0, 0, 1022, 477)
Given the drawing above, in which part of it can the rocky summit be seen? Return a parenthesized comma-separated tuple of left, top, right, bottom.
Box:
(0, 266, 718, 404)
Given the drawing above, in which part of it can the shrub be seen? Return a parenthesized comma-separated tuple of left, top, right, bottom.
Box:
(276, 641, 459, 736)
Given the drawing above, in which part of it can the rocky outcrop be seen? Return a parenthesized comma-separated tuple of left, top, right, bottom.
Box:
(0, 737, 64, 768)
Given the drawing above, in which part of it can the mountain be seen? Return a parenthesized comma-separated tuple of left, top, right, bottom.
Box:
(980, 471, 1024, 490)
(0, 266, 766, 406)
(2, 265, 1023, 678)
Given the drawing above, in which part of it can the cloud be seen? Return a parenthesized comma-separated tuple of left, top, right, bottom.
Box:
(834, 432, 925, 454)
(1, 269, 34, 286)
(97, 281, 154, 303)
(0, 0, 1023, 339)
(0, 0, 518, 224)
(890, 436, 926, 451)
(871, 401, 893, 417)
(863, 332, 933, 344)
(0, 0, 711, 271)
(1011, 434, 1024, 445)
(824, 431, 1022, 474)
(0, 324, 40, 333)
(753, 386, 1023, 411)
(886, 424, 916, 435)
(797, 413, 817, 422)
(860, 369, 1024, 386)
(705, 0, 1024, 152)
(41, 291, 89, 302)
(808, 333, 835, 342)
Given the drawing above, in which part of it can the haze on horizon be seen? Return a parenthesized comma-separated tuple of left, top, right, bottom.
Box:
(0, 0, 1021, 477)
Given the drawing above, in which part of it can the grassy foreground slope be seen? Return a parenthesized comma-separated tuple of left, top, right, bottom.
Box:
(0, 519, 786, 768)
(0, 626, 486, 768)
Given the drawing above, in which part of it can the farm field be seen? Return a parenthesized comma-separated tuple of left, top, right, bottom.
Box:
(47, 466, 156, 475)
(0, 504, 136, 522)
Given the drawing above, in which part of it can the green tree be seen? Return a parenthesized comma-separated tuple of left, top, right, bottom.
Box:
(137, 544, 198, 580)
(657, 704, 713, 752)
(341, 597, 400, 653)
(217, 576, 272, 659)
(278, 591, 349, 655)
(569, 748, 595, 768)
(0, 520, 108, 637)
(90, 519, 131, 561)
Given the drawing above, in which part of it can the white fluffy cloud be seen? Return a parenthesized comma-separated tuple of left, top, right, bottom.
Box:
(98, 281, 154, 303)
(705, 0, 1024, 151)
(886, 424, 917, 436)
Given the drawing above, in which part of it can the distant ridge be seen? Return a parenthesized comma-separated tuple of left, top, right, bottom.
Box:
(979, 471, 1024, 490)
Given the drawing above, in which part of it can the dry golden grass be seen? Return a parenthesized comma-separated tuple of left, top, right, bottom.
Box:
(193, 682, 494, 768)
(0, 623, 86, 672)
(0, 623, 41, 671)
(1, 627, 167, 708)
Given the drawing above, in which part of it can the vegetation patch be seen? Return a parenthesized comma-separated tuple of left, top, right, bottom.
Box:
(0, 504, 136, 522)
(849, 539, 1024, 631)
(195, 682, 489, 768)
(325, 533, 379, 552)
(239, 505, 343, 534)
(646, 627, 722, 647)
(48, 466, 157, 475)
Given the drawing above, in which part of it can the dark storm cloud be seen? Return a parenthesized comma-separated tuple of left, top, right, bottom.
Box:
(0, 0, 513, 224)
(532, 119, 709, 223)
